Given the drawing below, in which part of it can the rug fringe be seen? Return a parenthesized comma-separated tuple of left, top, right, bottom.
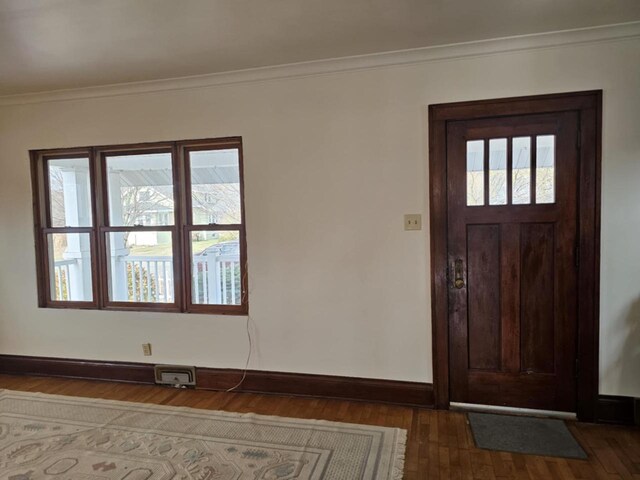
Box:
(392, 428, 408, 480)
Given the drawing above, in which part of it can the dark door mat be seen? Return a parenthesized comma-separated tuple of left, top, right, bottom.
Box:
(468, 412, 588, 459)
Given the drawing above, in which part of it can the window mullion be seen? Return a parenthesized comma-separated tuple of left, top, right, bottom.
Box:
(92, 147, 107, 308)
(172, 142, 186, 312)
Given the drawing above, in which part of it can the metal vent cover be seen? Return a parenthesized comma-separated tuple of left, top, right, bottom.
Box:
(154, 365, 197, 386)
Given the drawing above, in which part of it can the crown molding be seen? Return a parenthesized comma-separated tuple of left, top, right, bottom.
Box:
(1, 21, 639, 107)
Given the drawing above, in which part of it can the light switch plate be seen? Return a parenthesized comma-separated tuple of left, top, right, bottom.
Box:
(404, 214, 422, 231)
(142, 343, 152, 356)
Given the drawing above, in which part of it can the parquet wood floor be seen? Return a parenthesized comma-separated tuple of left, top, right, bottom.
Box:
(0, 374, 638, 479)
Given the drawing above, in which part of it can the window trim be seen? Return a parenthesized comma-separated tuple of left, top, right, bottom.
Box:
(180, 139, 248, 314)
(33, 148, 100, 309)
(30, 137, 248, 315)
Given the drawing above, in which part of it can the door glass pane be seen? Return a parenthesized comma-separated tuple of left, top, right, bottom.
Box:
(105, 152, 174, 226)
(512, 137, 531, 205)
(190, 149, 241, 224)
(536, 135, 555, 204)
(489, 138, 507, 205)
(106, 231, 174, 303)
(191, 230, 241, 305)
(48, 158, 92, 227)
(466, 140, 484, 206)
(47, 233, 93, 301)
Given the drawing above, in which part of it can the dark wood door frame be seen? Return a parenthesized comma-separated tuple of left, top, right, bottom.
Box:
(428, 91, 602, 421)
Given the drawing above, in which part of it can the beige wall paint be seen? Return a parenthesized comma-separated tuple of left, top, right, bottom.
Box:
(0, 37, 638, 396)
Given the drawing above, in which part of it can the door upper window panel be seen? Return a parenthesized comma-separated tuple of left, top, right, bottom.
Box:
(489, 138, 507, 205)
(466, 140, 485, 206)
(512, 137, 531, 205)
(466, 135, 555, 206)
(536, 135, 556, 204)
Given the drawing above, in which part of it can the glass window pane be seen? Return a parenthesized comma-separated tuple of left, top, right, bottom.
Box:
(106, 231, 174, 303)
(106, 153, 174, 226)
(536, 135, 556, 204)
(190, 149, 241, 224)
(512, 137, 531, 205)
(47, 233, 93, 301)
(466, 140, 484, 206)
(48, 158, 92, 227)
(489, 138, 507, 205)
(191, 230, 241, 305)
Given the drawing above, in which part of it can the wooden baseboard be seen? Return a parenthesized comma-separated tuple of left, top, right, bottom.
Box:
(195, 368, 432, 406)
(596, 395, 637, 425)
(0, 354, 433, 407)
(0, 355, 155, 384)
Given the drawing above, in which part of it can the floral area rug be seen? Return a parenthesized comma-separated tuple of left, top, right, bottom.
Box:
(0, 389, 406, 479)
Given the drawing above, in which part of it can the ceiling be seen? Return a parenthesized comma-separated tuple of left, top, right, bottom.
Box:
(1, 0, 639, 96)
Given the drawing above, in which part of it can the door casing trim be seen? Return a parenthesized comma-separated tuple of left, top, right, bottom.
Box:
(428, 90, 602, 421)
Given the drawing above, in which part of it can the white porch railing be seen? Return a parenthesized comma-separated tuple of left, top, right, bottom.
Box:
(54, 245, 241, 304)
(192, 255, 240, 305)
(53, 258, 75, 301)
(123, 256, 174, 303)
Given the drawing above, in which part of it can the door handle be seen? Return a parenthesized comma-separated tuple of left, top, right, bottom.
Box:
(453, 258, 465, 289)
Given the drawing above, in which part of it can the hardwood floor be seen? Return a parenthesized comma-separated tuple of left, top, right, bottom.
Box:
(0, 374, 638, 479)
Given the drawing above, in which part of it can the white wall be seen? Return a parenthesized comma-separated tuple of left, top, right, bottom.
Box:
(0, 34, 638, 396)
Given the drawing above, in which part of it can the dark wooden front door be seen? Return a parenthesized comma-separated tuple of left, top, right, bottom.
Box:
(447, 111, 580, 412)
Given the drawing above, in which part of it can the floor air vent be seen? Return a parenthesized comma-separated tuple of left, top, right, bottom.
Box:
(154, 365, 197, 387)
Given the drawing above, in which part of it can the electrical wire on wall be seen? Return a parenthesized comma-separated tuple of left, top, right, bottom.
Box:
(225, 314, 252, 392)
(226, 260, 252, 392)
